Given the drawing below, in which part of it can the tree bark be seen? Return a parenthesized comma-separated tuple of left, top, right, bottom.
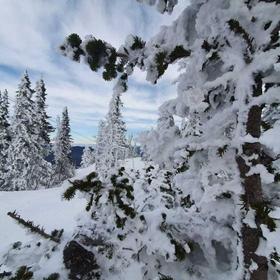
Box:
(236, 74, 268, 280)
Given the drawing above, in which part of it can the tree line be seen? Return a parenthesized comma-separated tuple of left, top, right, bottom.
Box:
(1, 0, 280, 279)
(0, 71, 134, 190)
(0, 72, 73, 190)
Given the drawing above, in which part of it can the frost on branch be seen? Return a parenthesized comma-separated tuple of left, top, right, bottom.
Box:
(60, 32, 190, 89)
(81, 146, 95, 168)
(136, 0, 178, 14)
(7, 211, 63, 243)
(59, 0, 280, 279)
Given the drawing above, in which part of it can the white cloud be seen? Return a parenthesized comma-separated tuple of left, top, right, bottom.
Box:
(0, 0, 184, 144)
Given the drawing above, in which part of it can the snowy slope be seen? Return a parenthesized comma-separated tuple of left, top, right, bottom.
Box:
(0, 158, 143, 256)
(1, 157, 280, 279)
(0, 170, 88, 255)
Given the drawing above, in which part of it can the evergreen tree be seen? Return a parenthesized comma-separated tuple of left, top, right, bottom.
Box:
(53, 108, 74, 184)
(2, 2, 280, 279)
(105, 91, 128, 167)
(61, 1, 280, 279)
(137, 0, 178, 14)
(0, 89, 10, 187)
(94, 92, 128, 178)
(4, 72, 51, 190)
(94, 119, 108, 177)
(34, 78, 53, 157)
(81, 146, 95, 168)
(125, 134, 137, 159)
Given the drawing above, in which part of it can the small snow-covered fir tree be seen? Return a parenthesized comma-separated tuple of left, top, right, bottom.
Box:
(94, 119, 108, 176)
(53, 107, 74, 184)
(94, 92, 128, 178)
(4, 72, 52, 190)
(81, 145, 95, 168)
(105, 90, 128, 167)
(61, 163, 188, 280)
(125, 134, 137, 159)
(0, 89, 10, 188)
(34, 78, 53, 157)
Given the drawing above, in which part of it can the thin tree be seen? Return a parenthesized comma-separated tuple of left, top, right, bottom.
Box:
(94, 119, 107, 177)
(81, 145, 95, 168)
(94, 92, 128, 178)
(34, 78, 53, 157)
(53, 107, 74, 184)
(105, 91, 128, 167)
(0, 89, 10, 188)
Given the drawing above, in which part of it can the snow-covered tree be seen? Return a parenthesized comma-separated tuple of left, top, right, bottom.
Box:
(52, 107, 74, 184)
(104, 91, 128, 166)
(61, 162, 190, 280)
(125, 134, 138, 159)
(1, 1, 279, 279)
(137, 0, 178, 14)
(61, 1, 280, 279)
(81, 145, 95, 168)
(34, 78, 53, 157)
(4, 72, 52, 190)
(0, 89, 10, 187)
(94, 119, 108, 177)
(139, 105, 181, 168)
(94, 92, 128, 178)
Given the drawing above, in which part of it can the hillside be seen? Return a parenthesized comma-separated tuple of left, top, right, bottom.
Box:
(0, 158, 143, 257)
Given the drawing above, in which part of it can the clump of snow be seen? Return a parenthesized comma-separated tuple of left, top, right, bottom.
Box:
(261, 121, 280, 155)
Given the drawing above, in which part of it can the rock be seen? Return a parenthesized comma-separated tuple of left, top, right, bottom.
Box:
(63, 240, 100, 280)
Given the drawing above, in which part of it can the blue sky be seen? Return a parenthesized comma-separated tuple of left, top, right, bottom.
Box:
(0, 0, 184, 144)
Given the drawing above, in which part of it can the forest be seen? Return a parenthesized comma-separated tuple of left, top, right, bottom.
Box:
(0, 0, 280, 279)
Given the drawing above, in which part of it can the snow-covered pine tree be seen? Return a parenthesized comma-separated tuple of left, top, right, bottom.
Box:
(94, 119, 108, 177)
(61, 161, 188, 280)
(34, 78, 53, 157)
(125, 134, 137, 159)
(0, 89, 10, 188)
(137, 0, 178, 14)
(139, 105, 181, 169)
(81, 145, 95, 168)
(53, 107, 74, 184)
(94, 92, 128, 178)
(4, 72, 52, 190)
(61, 1, 280, 279)
(105, 90, 128, 167)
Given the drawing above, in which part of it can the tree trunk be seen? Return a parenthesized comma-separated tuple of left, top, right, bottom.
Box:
(236, 74, 268, 280)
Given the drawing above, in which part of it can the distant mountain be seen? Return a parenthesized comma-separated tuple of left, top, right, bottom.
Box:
(46, 145, 142, 168)
(46, 146, 86, 168)
(71, 146, 85, 167)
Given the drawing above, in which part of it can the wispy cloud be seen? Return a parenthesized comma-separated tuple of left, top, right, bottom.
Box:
(0, 0, 183, 144)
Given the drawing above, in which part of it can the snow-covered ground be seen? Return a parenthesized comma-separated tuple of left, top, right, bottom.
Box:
(261, 121, 280, 155)
(0, 158, 144, 257)
(1, 156, 279, 279)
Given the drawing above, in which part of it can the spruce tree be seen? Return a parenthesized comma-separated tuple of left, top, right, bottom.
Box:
(105, 91, 128, 167)
(94, 119, 108, 177)
(94, 92, 128, 178)
(34, 78, 53, 157)
(137, 0, 178, 14)
(2, 2, 279, 275)
(61, 1, 280, 279)
(0, 89, 10, 188)
(53, 107, 74, 184)
(125, 134, 137, 159)
(81, 146, 95, 168)
(4, 72, 51, 190)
